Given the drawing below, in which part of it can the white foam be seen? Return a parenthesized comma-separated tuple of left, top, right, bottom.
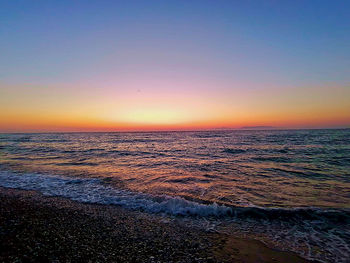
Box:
(0, 170, 232, 217)
(1, 170, 349, 262)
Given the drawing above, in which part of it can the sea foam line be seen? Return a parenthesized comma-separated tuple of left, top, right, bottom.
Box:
(0, 170, 232, 217)
(1, 170, 349, 262)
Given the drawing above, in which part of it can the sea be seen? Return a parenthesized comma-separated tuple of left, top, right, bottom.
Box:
(0, 129, 349, 262)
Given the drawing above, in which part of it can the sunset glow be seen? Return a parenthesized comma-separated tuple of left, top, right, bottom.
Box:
(0, 2, 350, 261)
(1, 1, 349, 132)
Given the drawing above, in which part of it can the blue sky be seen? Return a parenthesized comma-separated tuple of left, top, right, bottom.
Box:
(1, 0, 349, 85)
(0, 1, 349, 131)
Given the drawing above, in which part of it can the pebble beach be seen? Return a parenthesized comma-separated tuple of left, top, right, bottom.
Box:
(0, 187, 313, 263)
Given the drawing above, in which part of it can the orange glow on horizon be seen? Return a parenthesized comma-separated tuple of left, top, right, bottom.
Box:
(1, 111, 349, 133)
(1, 82, 349, 132)
(1, 1, 350, 133)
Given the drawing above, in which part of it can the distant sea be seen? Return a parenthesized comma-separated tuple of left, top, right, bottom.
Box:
(0, 129, 349, 262)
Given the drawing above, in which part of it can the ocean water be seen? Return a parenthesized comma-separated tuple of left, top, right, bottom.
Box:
(0, 129, 349, 262)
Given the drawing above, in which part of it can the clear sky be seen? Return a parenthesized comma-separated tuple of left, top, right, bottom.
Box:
(1, 0, 349, 132)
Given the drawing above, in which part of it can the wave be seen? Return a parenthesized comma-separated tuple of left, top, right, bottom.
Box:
(0, 171, 231, 217)
(165, 176, 212, 184)
(223, 148, 246, 154)
(0, 170, 349, 262)
(55, 162, 99, 166)
(0, 170, 348, 222)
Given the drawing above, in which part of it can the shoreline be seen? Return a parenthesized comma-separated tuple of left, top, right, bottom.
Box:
(0, 187, 314, 262)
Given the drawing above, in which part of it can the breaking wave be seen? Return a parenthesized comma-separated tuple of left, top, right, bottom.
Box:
(0, 170, 349, 262)
(0, 170, 232, 217)
(0, 170, 349, 222)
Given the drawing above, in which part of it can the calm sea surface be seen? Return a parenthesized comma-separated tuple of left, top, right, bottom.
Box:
(0, 129, 349, 262)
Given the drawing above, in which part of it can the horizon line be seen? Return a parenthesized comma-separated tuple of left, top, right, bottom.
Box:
(1, 127, 349, 134)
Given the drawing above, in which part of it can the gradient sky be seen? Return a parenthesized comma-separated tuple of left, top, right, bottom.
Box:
(1, 0, 349, 132)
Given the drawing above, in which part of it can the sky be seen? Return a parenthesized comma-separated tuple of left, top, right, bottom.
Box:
(0, 0, 349, 132)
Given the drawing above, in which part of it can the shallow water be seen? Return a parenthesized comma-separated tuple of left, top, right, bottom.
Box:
(0, 129, 349, 262)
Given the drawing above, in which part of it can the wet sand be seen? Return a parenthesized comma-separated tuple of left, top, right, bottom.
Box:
(0, 187, 313, 263)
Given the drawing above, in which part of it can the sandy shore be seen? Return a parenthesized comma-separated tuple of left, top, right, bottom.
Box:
(0, 187, 313, 263)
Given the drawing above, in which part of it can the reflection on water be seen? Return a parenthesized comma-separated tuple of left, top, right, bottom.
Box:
(0, 129, 349, 262)
(0, 129, 349, 208)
